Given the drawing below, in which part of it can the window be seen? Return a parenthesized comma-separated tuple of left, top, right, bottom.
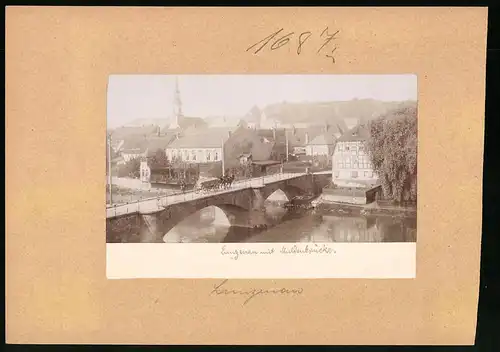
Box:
(345, 146, 350, 151)
(351, 171, 358, 178)
(192, 151, 197, 161)
(338, 144, 344, 152)
(334, 171, 340, 178)
(337, 160, 343, 169)
(214, 152, 219, 161)
(345, 157, 351, 168)
(207, 152, 211, 161)
(359, 144, 365, 154)
(364, 171, 369, 177)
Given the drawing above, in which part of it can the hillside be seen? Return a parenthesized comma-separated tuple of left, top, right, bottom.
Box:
(246, 99, 417, 126)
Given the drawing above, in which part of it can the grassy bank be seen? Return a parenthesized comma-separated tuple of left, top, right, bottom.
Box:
(106, 184, 167, 205)
(314, 198, 417, 217)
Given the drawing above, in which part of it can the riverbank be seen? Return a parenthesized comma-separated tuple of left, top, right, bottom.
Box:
(312, 196, 417, 217)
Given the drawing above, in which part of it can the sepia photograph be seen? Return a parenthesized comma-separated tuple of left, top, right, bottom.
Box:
(106, 74, 417, 246)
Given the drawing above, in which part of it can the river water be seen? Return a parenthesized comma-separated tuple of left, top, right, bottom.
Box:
(163, 201, 417, 243)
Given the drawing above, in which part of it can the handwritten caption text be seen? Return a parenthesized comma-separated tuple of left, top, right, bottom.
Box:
(221, 244, 336, 260)
(246, 27, 340, 63)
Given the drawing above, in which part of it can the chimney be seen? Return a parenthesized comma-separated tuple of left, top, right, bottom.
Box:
(305, 132, 309, 145)
(175, 132, 180, 139)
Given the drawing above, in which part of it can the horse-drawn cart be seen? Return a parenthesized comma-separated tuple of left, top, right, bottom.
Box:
(194, 175, 235, 194)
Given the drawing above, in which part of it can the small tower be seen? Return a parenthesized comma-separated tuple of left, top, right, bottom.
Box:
(169, 77, 183, 129)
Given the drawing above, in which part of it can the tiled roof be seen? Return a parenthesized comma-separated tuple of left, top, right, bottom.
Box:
(111, 125, 160, 140)
(224, 128, 274, 166)
(307, 133, 337, 145)
(250, 140, 275, 161)
(337, 124, 371, 142)
(145, 135, 177, 155)
(121, 137, 150, 154)
(204, 116, 245, 128)
(167, 127, 233, 148)
(288, 127, 324, 147)
(161, 116, 208, 133)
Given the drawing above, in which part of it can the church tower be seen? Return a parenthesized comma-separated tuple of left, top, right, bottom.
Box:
(169, 77, 183, 129)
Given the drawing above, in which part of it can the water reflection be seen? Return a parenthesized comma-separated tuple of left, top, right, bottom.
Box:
(162, 202, 416, 243)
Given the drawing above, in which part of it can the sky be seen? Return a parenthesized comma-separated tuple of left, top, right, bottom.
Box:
(107, 74, 417, 128)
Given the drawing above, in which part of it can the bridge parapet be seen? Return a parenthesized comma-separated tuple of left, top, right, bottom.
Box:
(106, 172, 332, 243)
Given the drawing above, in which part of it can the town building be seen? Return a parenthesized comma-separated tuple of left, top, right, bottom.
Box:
(108, 125, 160, 153)
(304, 124, 341, 157)
(331, 124, 379, 188)
(166, 128, 227, 164)
(120, 137, 149, 163)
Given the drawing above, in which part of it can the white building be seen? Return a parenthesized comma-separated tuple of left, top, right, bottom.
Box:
(166, 128, 231, 163)
(331, 124, 379, 188)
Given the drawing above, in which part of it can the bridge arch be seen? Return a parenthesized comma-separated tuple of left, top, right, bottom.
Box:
(260, 183, 306, 202)
(141, 190, 255, 242)
(163, 205, 243, 243)
(265, 188, 289, 202)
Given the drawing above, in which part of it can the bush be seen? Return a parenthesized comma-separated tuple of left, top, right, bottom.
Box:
(117, 158, 141, 178)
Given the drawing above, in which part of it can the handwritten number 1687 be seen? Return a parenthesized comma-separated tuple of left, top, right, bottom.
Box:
(246, 27, 339, 63)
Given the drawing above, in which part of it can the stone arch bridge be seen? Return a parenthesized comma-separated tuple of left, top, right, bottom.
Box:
(106, 172, 331, 243)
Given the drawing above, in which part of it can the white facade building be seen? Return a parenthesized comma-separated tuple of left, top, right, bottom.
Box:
(331, 125, 379, 188)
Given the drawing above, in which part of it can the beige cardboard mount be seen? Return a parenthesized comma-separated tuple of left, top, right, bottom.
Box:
(6, 7, 486, 345)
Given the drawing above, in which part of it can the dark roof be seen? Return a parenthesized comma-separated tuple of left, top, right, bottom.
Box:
(145, 136, 177, 156)
(111, 125, 160, 140)
(167, 127, 233, 148)
(161, 116, 208, 133)
(204, 116, 245, 128)
(121, 137, 150, 154)
(223, 127, 274, 167)
(337, 124, 371, 142)
(288, 127, 324, 147)
(250, 141, 275, 161)
(307, 133, 337, 145)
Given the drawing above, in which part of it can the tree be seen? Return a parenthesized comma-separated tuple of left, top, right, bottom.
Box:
(365, 106, 417, 203)
(230, 162, 253, 179)
(117, 158, 141, 178)
(150, 148, 170, 168)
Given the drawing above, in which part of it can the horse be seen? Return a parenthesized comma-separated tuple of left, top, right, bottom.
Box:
(219, 175, 234, 190)
(226, 174, 235, 189)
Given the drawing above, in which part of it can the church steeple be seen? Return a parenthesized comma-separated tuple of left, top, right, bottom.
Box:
(170, 77, 183, 129)
(174, 76, 183, 118)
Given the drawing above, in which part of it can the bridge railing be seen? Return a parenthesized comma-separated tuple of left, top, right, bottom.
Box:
(106, 171, 309, 218)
